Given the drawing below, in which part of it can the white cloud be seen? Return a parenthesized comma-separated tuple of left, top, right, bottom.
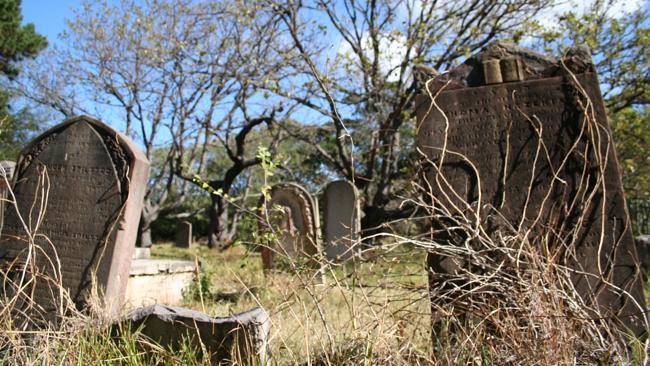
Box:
(336, 32, 407, 82)
(538, 0, 645, 29)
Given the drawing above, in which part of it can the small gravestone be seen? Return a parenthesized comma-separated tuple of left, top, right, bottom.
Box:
(323, 180, 360, 261)
(417, 42, 647, 337)
(175, 221, 192, 248)
(258, 183, 320, 268)
(0, 160, 16, 232)
(636, 235, 650, 270)
(0, 116, 149, 325)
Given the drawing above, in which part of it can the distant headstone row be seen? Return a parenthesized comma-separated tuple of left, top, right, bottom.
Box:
(257, 180, 361, 268)
(417, 42, 647, 337)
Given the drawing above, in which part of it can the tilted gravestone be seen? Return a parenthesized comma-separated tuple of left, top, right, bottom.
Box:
(175, 221, 192, 248)
(258, 183, 320, 269)
(323, 180, 360, 261)
(0, 116, 149, 324)
(416, 42, 647, 337)
(122, 305, 270, 364)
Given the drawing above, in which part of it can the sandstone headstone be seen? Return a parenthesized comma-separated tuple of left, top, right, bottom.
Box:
(258, 183, 320, 268)
(0, 116, 149, 324)
(323, 180, 360, 261)
(416, 42, 647, 336)
(175, 221, 192, 248)
(122, 304, 270, 364)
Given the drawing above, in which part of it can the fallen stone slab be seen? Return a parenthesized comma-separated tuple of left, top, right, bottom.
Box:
(122, 304, 270, 364)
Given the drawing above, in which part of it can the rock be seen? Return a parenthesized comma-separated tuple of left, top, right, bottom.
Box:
(122, 304, 270, 364)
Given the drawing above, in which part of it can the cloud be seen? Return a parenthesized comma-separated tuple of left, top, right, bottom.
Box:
(336, 32, 407, 82)
(537, 0, 646, 28)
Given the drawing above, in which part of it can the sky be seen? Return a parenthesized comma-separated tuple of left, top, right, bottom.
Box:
(22, 0, 80, 45)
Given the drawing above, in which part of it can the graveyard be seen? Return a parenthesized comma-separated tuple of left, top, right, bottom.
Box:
(1, 0, 650, 365)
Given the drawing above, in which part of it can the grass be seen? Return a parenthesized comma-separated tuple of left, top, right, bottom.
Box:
(2, 237, 647, 365)
(151, 241, 433, 365)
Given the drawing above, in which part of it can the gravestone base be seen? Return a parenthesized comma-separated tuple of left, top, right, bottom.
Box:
(132, 247, 151, 260)
(124, 259, 198, 307)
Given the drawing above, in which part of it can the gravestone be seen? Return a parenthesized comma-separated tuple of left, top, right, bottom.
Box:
(0, 116, 149, 324)
(323, 180, 360, 261)
(175, 221, 192, 248)
(258, 183, 320, 269)
(0, 160, 16, 232)
(416, 42, 647, 336)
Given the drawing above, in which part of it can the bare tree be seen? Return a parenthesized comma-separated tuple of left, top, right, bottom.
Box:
(251, 0, 556, 234)
(16, 0, 289, 247)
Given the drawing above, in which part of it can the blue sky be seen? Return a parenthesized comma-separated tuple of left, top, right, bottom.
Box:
(22, 1, 80, 45)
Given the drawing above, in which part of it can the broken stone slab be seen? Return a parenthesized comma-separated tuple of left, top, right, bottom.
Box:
(122, 304, 270, 364)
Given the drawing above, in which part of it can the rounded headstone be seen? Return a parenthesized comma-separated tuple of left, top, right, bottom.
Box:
(323, 180, 360, 261)
(257, 183, 320, 268)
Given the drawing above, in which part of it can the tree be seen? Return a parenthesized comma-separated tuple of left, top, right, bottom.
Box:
(532, 1, 649, 198)
(17, 0, 293, 248)
(0, 0, 47, 160)
(255, 0, 557, 234)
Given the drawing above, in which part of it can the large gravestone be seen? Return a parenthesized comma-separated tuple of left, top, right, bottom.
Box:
(0, 116, 149, 324)
(258, 183, 320, 269)
(416, 42, 647, 336)
(323, 180, 360, 261)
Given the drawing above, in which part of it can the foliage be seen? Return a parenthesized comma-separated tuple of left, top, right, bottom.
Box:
(0, 0, 46, 160)
(0, 0, 47, 79)
(531, 1, 650, 206)
(611, 107, 650, 198)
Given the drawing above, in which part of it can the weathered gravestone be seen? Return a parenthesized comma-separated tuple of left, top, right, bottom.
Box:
(175, 221, 192, 248)
(323, 180, 361, 261)
(258, 183, 320, 269)
(0, 116, 149, 325)
(416, 42, 647, 337)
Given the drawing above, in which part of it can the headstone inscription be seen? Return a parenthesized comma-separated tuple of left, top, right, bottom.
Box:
(323, 180, 360, 261)
(416, 42, 647, 336)
(258, 183, 320, 269)
(175, 221, 192, 248)
(0, 116, 150, 323)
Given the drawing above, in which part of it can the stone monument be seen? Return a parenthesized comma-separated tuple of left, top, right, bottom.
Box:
(416, 42, 647, 337)
(258, 183, 320, 268)
(175, 221, 192, 248)
(0, 116, 149, 324)
(323, 180, 360, 261)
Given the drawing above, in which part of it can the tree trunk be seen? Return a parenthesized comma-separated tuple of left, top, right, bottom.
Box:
(208, 193, 235, 250)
